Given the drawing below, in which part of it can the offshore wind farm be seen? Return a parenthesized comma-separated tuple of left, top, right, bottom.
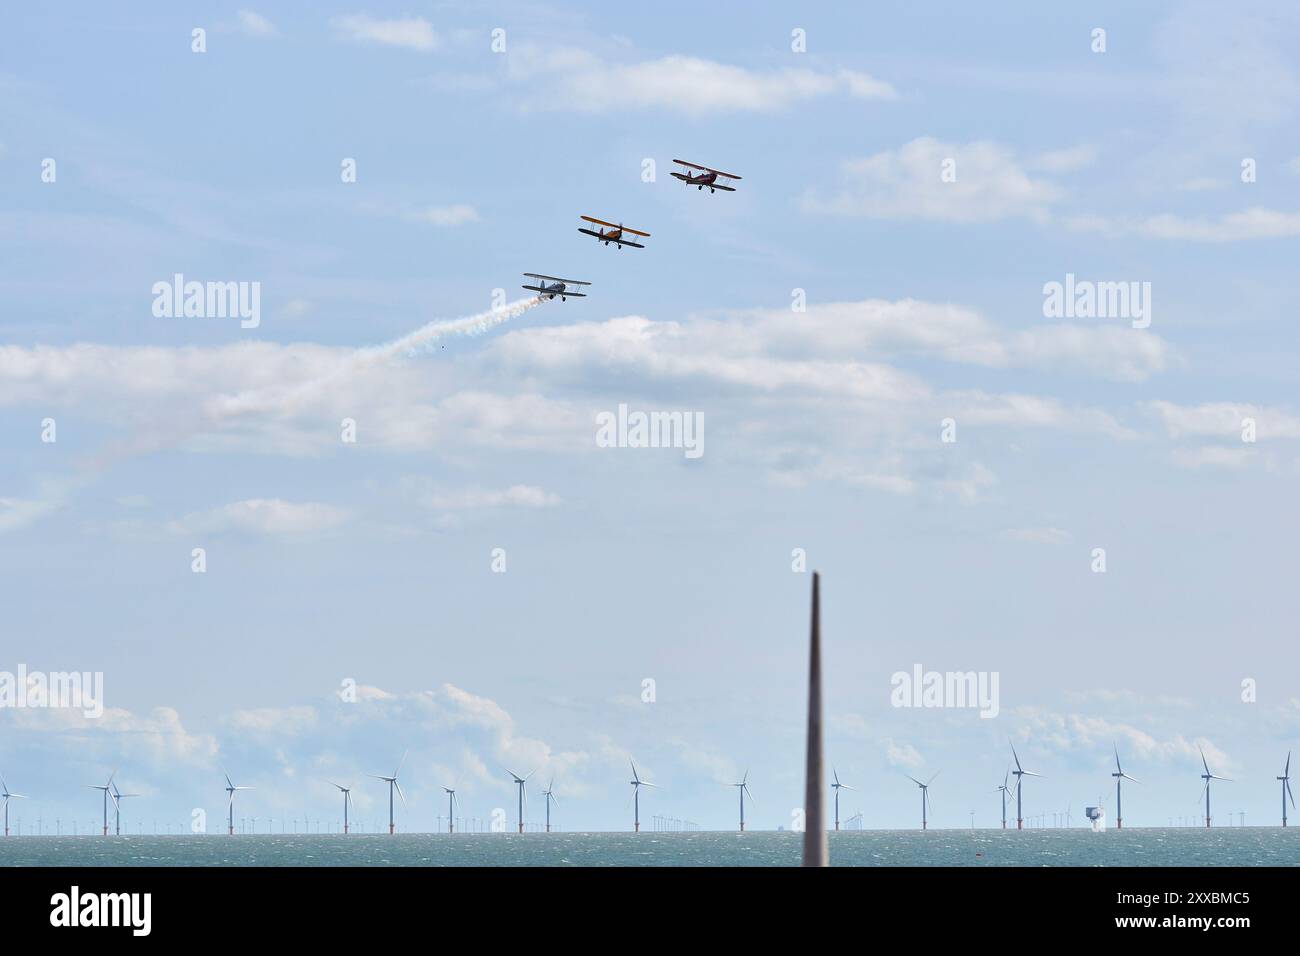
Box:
(0, 579, 1296, 866)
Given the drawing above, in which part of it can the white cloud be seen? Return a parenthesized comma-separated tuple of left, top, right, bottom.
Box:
(236, 10, 277, 37)
(408, 204, 479, 227)
(512, 47, 895, 115)
(422, 484, 561, 511)
(170, 499, 350, 535)
(1143, 400, 1300, 439)
(331, 14, 437, 51)
(801, 137, 1064, 223)
(1071, 207, 1300, 241)
(883, 738, 924, 768)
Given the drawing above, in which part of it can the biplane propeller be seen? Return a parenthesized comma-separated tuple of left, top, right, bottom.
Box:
(521, 273, 591, 301)
(578, 216, 650, 249)
(671, 159, 742, 193)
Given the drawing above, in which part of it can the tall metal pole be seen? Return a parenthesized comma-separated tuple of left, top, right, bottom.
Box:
(801, 572, 828, 866)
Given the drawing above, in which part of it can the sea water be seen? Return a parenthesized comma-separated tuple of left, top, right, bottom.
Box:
(0, 828, 1296, 866)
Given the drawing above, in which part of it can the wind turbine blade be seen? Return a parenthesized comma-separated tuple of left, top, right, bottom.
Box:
(1200, 747, 1211, 776)
(832, 767, 841, 788)
(641, 781, 659, 789)
(1288, 779, 1296, 809)
(1288, 751, 1293, 777)
(629, 759, 639, 783)
(905, 775, 923, 786)
(1124, 773, 1142, 784)
(744, 783, 755, 804)
(1010, 741, 1023, 773)
(926, 770, 941, 786)
(394, 780, 407, 806)
(395, 750, 408, 777)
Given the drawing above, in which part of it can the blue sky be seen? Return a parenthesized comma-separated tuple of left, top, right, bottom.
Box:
(2, 1, 1299, 835)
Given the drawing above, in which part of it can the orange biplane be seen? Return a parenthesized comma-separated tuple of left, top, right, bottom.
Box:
(578, 216, 650, 250)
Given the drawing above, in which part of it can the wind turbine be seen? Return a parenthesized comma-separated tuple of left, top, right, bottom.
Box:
(628, 760, 656, 832)
(732, 770, 755, 832)
(1112, 743, 1139, 830)
(831, 767, 854, 832)
(224, 772, 253, 835)
(442, 787, 457, 833)
(1010, 741, 1041, 830)
(802, 571, 827, 866)
(906, 772, 939, 830)
(0, 774, 26, 836)
(505, 767, 535, 834)
(1198, 747, 1230, 828)
(1279, 752, 1295, 827)
(542, 778, 558, 833)
(369, 752, 407, 834)
(88, 771, 117, 836)
(995, 768, 1011, 829)
(329, 782, 353, 834)
(111, 780, 139, 836)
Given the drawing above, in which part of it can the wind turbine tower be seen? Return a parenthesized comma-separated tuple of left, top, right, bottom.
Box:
(1111, 744, 1139, 830)
(0, 774, 26, 836)
(112, 780, 139, 836)
(1199, 747, 1230, 828)
(443, 787, 457, 834)
(907, 772, 939, 830)
(1010, 741, 1042, 830)
(542, 779, 558, 833)
(88, 772, 117, 836)
(224, 772, 253, 835)
(330, 783, 353, 834)
(1279, 752, 1295, 827)
(830, 767, 854, 832)
(628, 760, 656, 833)
(995, 768, 1011, 829)
(369, 752, 407, 834)
(732, 770, 755, 832)
(505, 767, 534, 834)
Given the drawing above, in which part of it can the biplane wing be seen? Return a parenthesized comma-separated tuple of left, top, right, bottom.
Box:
(672, 159, 742, 180)
(523, 273, 591, 285)
(580, 215, 650, 237)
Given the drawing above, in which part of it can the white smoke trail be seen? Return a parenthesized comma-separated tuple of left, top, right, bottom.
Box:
(4, 296, 546, 533)
(368, 295, 544, 361)
(211, 295, 544, 420)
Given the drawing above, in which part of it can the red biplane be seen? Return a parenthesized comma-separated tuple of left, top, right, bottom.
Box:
(578, 216, 650, 250)
(671, 159, 742, 193)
